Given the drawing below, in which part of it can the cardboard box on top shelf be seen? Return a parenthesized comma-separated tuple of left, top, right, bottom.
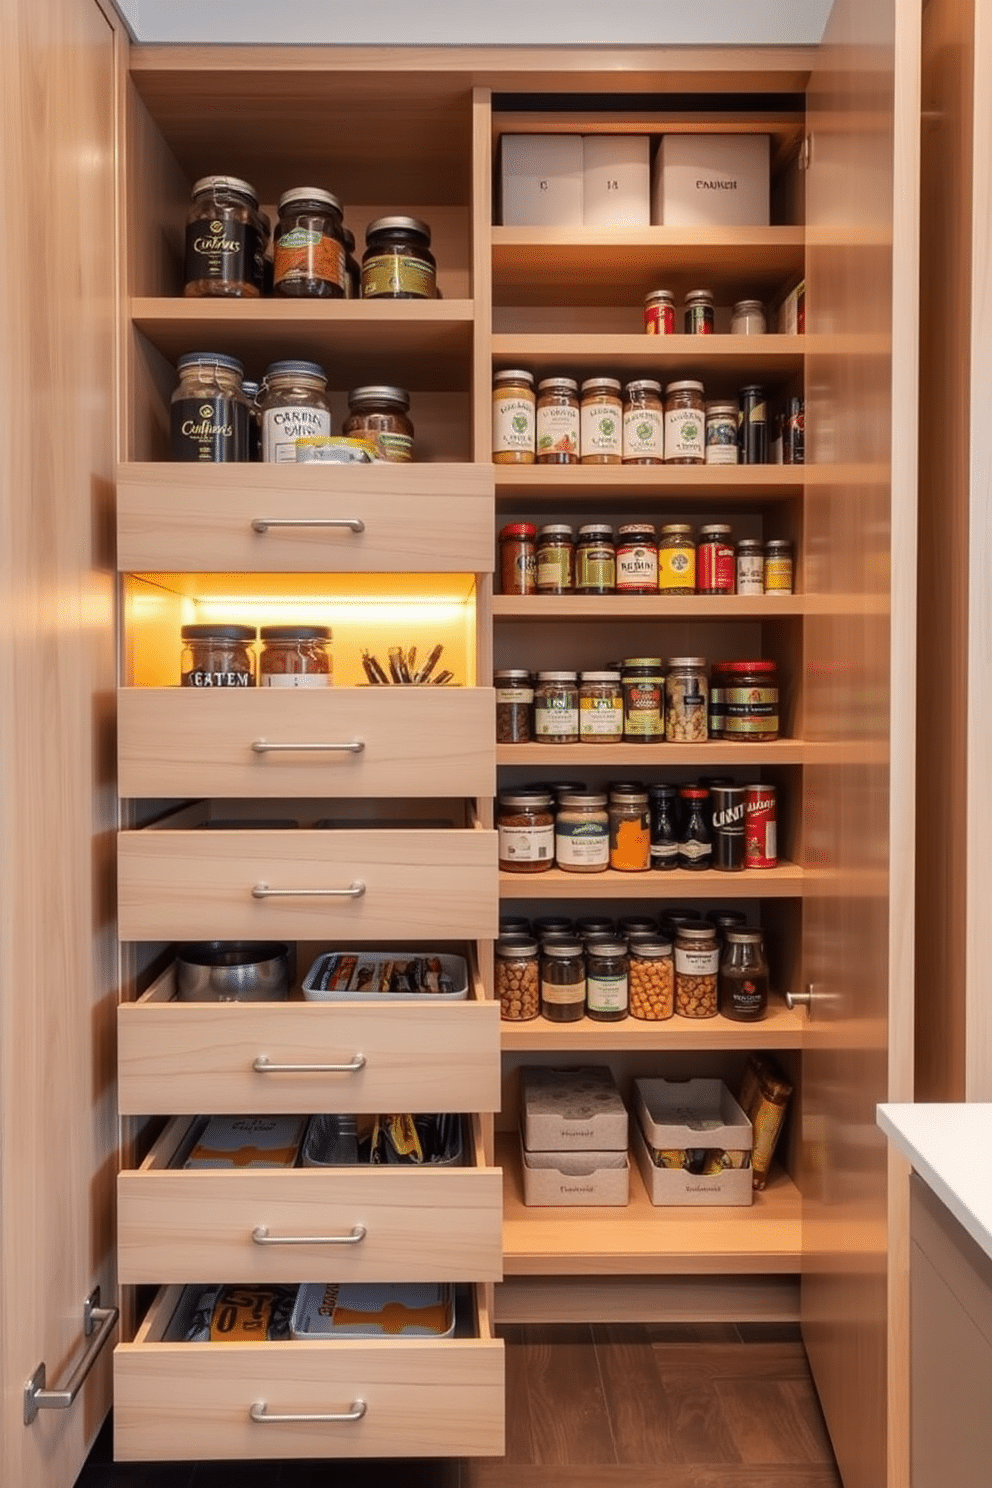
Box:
(652, 134, 770, 226)
(499, 134, 583, 227)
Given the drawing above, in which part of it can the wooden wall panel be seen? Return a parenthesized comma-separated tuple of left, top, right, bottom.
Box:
(0, 1, 121, 1484)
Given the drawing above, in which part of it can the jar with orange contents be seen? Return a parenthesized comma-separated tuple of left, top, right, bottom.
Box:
(608, 784, 651, 872)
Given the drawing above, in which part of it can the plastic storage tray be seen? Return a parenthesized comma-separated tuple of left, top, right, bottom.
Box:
(290, 1282, 456, 1339)
(301, 1114, 464, 1167)
(302, 951, 469, 1003)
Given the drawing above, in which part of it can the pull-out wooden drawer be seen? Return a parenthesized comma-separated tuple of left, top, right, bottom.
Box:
(114, 1284, 504, 1461)
(116, 462, 495, 573)
(117, 965, 500, 1116)
(117, 687, 495, 799)
(118, 1115, 502, 1285)
(117, 808, 497, 941)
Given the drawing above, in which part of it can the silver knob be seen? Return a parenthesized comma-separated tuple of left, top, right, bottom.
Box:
(785, 985, 814, 1010)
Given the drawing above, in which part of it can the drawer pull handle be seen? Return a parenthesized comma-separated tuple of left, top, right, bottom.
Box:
(251, 880, 366, 900)
(253, 1054, 367, 1074)
(250, 1399, 367, 1426)
(252, 1224, 367, 1246)
(23, 1288, 119, 1426)
(252, 517, 365, 534)
(251, 739, 365, 755)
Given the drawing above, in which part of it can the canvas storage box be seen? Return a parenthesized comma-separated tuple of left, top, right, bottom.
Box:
(499, 134, 584, 226)
(651, 133, 770, 226)
(633, 1077, 753, 1207)
(520, 1065, 628, 1152)
(519, 1132, 629, 1207)
(582, 135, 650, 226)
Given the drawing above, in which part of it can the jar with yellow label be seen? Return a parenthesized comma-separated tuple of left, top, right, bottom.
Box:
(576, 524, 615, 594)
(535, 525, 575, 593)
(536, 378, 580, 463)
(492, 370, 536, 464)
(580, 377, 622, 463)
(658, 524, 697, 593)
(579, 672, 623, 742)
(361, 216, 437, 299)
(342, 386, 414, 462)
(764, 539, 795, 594)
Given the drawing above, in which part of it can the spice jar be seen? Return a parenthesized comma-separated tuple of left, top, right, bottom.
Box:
(535, 525, 575, 593)
(540, 940, 586, 1022)
(621, 658, 665, 743)
(622, 379, 664, 463)
(722, 660, 779, 740)
(533, 915, 574, 938)
(495, 669, 534, 744)
(496, 937, 540, 1021)
(736, 538, 765, 596)
(678, 786, 713, 869)
(608, 785, 651, 872)
(555, 792, 609, 874)
(492, 370, 536, 464)
(536, 377, 580, 463)
(575, 524, 616, 594)
(273, 187, 346, 298)
(184, 175, 263, 298)
(705, 401, 740, 466)
(533, 672, 579, 744)
(738, 384, 768, 464)
(644, 288, 676, 335)
(577, 916, 616, 938)
(675, 924, 720, 1018)
(343, 386, 414, 462)
(648, 784, 679, 871)
(170, 352, 250, 463)
(580, 377, 622, 463)
(498, 523, 537, 595)
(764, 539, 795, 594)
(657, 524, 697, 594)
(731, 299, 767, 335)
(500, 916, 531, 936)
(579, 672, 623, 743)
(684, 289, 714, 334)
(361, 216, 437, 299)
(616, 523, 658, 593)
(664, 381, 705, 463)
(719, 929, 769, 1021)
(586, 941, 629, 1021)
(629, 941, 675, 1020)
(498, 791, 555, 873)
(259, 361, 332, 463)
(665, 658, 709, 743)
(180, 624, 256, 687)
(259, 625, 332, 687)
(697, 524, 735, 594)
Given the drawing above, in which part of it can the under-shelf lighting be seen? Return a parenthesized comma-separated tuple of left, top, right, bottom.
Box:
(195, 599, 470, 626)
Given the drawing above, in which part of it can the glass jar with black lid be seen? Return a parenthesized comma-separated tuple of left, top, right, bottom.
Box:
(361, 216, 437, 299)
(259, 626, 332, 687)
(180, 624, 256, 687)
(540, 940, 586, 1022)
(170, 352, 250, 463)
(586, 942, 629, 1022)
(273, 188, 347, 298)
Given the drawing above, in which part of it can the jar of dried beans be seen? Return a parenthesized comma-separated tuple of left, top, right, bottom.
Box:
(675, 924, 720, 1018)
(496, 937, 540, 1021)
(259, 626, 332, 686)
(180, 624, 256, 688)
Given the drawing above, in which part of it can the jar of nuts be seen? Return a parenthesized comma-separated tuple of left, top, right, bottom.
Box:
(495, 937, 540, 1021)
(674, 924, 720, 1018)
(665, 657, 709, 743)
(629, 941, 675, 1020)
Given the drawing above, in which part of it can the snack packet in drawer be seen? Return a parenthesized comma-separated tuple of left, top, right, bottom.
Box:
(167, 1284, 297, 1343)
(291, 1282, 455, 1339)
(183, 1115, 305, 1169)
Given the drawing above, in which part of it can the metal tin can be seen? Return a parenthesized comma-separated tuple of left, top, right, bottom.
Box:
(644, 288, 676, 334)
(684, 289, 714, 334)
(710, 785, 747, 871)
(738, 384, 768, 465)
(697, 524, 735, 594)
(745, 783, 778, 868)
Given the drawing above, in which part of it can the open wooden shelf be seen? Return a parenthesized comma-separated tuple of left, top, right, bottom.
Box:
(493, 594, 806, 619)
(498, 1132, 802, 1276)
(498, 740, 817, 766)
(493, 465, 804, 501)
(500, 998, 806, 1052)
(499, 863, 803, 899)
(490, 333, 805, 384)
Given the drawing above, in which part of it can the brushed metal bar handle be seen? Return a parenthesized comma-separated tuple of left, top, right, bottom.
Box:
(251, 881, 366, 899)
(252, 739, 365, 754)
(252, 1224, 366, 1246)
(785, 986, 814, 1010)
(253, 1054, 366, 1074)
(251, 1399, 367, 1425)
(252, 517, 365, 533)
(24, 1289, 119, 1426)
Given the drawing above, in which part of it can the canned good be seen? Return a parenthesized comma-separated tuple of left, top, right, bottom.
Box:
(745, 784, 778, 867)
(710, 784, 746, 871)
(764, 539, 795, 594)
(723, 660, 779, 741)
(738, 384, 768, 465)
(644, 288, 676, 334)
(697, 524, 735, 594)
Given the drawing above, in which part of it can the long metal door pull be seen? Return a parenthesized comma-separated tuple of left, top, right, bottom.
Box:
(24, 1288, 119, 1426)
(253, 1054, 366, 1074)
(251, 739, 365, 754)
(251, 1399, 367, 1425)
(252, 517, 365, 533)
(252, 1224, 367, 1246)
(252, 881, 366, 899)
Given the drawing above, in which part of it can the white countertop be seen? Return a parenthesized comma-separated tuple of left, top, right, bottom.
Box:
(878, 1103, 992, 1262)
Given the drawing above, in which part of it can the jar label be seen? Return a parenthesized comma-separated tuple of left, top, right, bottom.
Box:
(650, 840, 679, 864)
(274, 231, 346, 292)
(577, 546, 615, 591)
(371, 430, 413, 462)
(496, 687, 534, 704)
(182, 669, 253, 687)
(170, 396, 248, 463)
(657, 546, 696, 590)
(698, 542, 735, 592)
(534, 702, 579, 738)
(678, 838, 712, 864)
(361, 253, 435, 298)
(736, 555, 765, 594)
(262, 405, 332, 463)
(555, 819, 610, 867)
(586, 973, 628, 1014)
(665, 408, 704, 461)
(623, 683, 663, 736)
(537, 551, 572, 590)
(705, 415, 739, 466)
(498, 822, 554, 862)
(493, 394, 535, 454)
(622, 407, 664, 460)
(645, 301, 675, 334)
(764, 557, 794, 592)
(261, 674, 331, 688)
(541, 980, 586, 1005)
(185, 216, 261, 292)
(580, 399, 622, 459)
(675, 945, 719, 974)
(579, 696, 623, 738)
(616, 545, 658, 590)
(685, 305, 714, 334)
(536, 405, 580, 459)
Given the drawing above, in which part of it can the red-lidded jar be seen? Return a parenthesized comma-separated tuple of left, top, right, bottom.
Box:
(499, 523, 537, 594)
(697, 524, 735, 594)
(616, 523, 658, 593)
(722, 660, 780, 741)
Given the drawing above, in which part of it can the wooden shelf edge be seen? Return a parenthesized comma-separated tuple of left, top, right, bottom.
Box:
(130, 296, 476, 325)
(492, 226, 806, 250)
(499, 863, 803, 899)
(499, 1001, 806, 1052)
(492, 595, 806, 618)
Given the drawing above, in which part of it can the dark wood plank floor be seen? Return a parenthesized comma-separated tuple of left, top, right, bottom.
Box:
(75, 1324, 841, 1488)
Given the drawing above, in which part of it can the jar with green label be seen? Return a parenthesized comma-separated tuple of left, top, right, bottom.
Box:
(534, 672, 579, 743)
(555, 792, 609, 874)
(658, 524, 697, 593)
(621, 658, 664, 742)
(622, 379, 664, 463)
(664, 380, 705, 463)
(361, 216, 437, 299)
(580, 377, 622, 463)
(535, 525, 575, 593)
(586, 941, 629, 1021)
(342, 386, 414, 462)
(536, 378, 580, 463)
(575, 524, 616, 594)
(579, 671, 623, 742)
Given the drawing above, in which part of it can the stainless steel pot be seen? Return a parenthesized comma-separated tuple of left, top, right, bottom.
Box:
(175, 941, 291, 1002)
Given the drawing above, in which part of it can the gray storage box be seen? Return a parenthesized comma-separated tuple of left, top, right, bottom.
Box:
(521, 1065, 628, 1152)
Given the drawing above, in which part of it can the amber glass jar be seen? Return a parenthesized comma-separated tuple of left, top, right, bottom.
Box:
(719, 929, 769, 1021)
(498, 523, 537, 594)
(184, 175, 264, 298)
(259, 626, 332, 687)
(492, 370, 536, 464)
(535, 378, 580, 463)
(535, 525, 574, 593)
(361, 216, 437, 299)
(540, 940, 586, 1022)
(664, 381, 705, 463)
(657, 524, 697, 594)
(616, 524, 658, 593)
(180, 624, 256, 687)
(498, 791, 555, 873)
(273, 188, 346, 298)
(580, 377, 622, 463)
(622, 379, 664, 463)
(342, 226, 361, 298)
(576, 524, 616, 593)
(343, 386, 414, 462)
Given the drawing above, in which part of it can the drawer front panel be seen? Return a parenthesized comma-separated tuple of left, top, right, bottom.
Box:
(117, 827, 498, 941)
(114, 1290, 504, 1460)
(118, 1122, 502, 1284)
(117, 688, 496, 799)
(116, 466, 495, 573)
(117, 1000, 501, 1116)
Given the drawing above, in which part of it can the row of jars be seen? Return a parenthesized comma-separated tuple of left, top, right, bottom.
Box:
(170, 354, 414, 464)
(184, 175, 438, 301)
(498, 521, 794, 596)
(180, 624, 332, 687)
(492, 372, 774, 465)
(496, 909, 769, 1023)
(644, 289, 768, 336)
(496, 779, 778, 876)
(495, 659, 780, 746)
